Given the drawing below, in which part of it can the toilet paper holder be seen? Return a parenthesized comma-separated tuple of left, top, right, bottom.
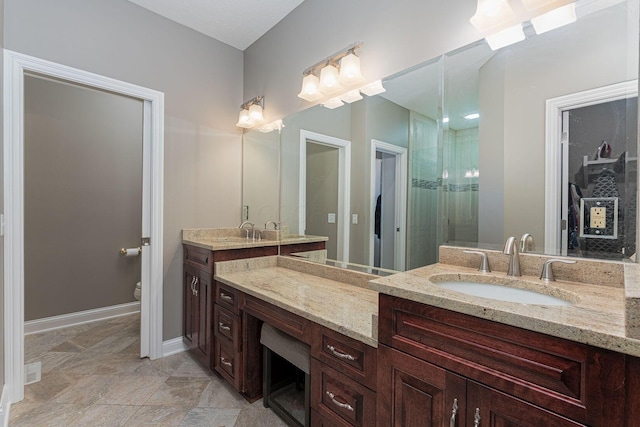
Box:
(120, 247, 142, 256)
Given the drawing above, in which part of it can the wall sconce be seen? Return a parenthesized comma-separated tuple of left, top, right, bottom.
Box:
(470, 0, 576, 50)
(236, 96, 266, 129)
(298, 42, 386, 109)
(257, 119, 284, 133)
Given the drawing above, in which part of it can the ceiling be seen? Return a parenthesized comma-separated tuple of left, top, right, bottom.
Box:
(126, 0, 306, 51)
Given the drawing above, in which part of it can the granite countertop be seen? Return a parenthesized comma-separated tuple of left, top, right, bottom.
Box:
(369, 261, 640, 357)
(182, 228, 328, 251)
(214, 256, 379, 347)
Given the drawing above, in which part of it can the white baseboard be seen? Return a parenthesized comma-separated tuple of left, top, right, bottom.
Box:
(1, 384, 9, 427)
(24, 302, 141, 335)
(163, 337, 188, 357)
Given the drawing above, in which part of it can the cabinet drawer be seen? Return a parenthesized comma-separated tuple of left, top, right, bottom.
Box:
(241, 293, 310, 344)
(214, 339, 242, 391)
(310, 408, 351, 427)
(183, 244, 213, 273)
(311, 324, 377, 390)
(215, 282, 240, 314)
(378, 295, 626, 425)
(311, 359, 376, 427)
(214, 304, 240, 351)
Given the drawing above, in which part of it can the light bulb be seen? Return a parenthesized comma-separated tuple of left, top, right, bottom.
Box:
(318, 63, 342, 94)
(297, 73, 323, 102)
(470, 0, 518, 34)
(339, 52, 364, 85)
(249, 103, 265, 125)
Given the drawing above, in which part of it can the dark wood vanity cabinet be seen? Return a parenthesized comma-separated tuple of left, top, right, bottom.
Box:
(377, 294, 627, 427)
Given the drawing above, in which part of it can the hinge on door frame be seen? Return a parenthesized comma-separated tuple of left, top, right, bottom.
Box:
(141, 237, 150, 246)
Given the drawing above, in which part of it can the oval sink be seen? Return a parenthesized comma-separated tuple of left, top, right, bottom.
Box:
(429, 274, 576, 306)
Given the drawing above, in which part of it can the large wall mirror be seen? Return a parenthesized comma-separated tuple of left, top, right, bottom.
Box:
(242, 0, 639, 271)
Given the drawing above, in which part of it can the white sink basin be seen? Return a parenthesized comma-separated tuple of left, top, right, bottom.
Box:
(430, 274, 576, 306)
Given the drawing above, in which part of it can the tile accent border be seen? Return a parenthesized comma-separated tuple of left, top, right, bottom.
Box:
(24, 302, 141, 335)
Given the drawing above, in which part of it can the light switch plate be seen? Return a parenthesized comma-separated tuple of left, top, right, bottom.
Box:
(352, 214, 358, 224)
(328, 213, 336, 224)
(242, 205, 249, 221)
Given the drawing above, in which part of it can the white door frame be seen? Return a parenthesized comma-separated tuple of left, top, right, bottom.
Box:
(369, 139, 407, 270)
(3, 50, 165, 404)
(299, 130, 350, 262)
(544, 80, 637, 254)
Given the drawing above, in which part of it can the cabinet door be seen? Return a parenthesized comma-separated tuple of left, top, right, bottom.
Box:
(466, 381, 586, 427)
(377, 345, 466, 427)
(182, 266, 200, 351)
(196, 272, 212, 365)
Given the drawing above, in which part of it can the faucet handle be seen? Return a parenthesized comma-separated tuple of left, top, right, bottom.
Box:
(540, 259, 576, 282)
(463, 250, 491, 273)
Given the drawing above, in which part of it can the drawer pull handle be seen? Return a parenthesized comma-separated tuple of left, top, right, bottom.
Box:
(473, 408, 481, 427)
(218, 322, 231, 331)
(193, 277, 198, 297)
(326, 391, 354, 412)
(326, 345, 356, 361)
(450, 398, 458, 427)
(220, 292, 233, 301)
(220, 357, 233, 368)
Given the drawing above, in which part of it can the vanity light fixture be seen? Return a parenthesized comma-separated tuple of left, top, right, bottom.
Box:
(322, 96, 345, 109)
(236, 96, 266, 129)
(471, 0, 577, 50)
(339, 50, 365, 85)
(442, 117, 450, 123)
(464, 112, 480, 120)
(525, 0, 576, 34)
(318, 62, 342, 94)
(258, 119, 284, 133)
(298, 73, 323, 102)
(341, 89, 363, 104)
(359, 80, 386, 96)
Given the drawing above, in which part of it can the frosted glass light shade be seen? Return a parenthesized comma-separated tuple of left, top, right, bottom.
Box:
(485, 23, 525, 50)
(339, 53, 364, 85)
(341, 89, 363, 104)
(248, 103, 265, 125)
(236, 109, 253, 128)
(530, 3, 576, 34)
(360, 80, 386, 96)
(298, 73, 323, 101)
(318, 64, 342, 94)
(322, 97, 344, 109)
(470, 0, 518, 34)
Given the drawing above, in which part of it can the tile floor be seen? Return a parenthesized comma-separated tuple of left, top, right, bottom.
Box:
(9, 313, 287, 426)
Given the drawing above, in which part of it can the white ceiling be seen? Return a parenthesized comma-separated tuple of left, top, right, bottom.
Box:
(126, 0, 305, 51)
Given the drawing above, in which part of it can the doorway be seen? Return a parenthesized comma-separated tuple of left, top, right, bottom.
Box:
(545, 80, 638, 257)
(299, 130, 350, 262)
(369, 140, 407, 271)
(4, 50, 165, 404)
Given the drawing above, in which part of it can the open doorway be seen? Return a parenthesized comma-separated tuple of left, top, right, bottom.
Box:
(545, 81, 637, 258)
(4, 50, 164, 403)
(370, 139, 407, 271)
(299, 130, 351, 262)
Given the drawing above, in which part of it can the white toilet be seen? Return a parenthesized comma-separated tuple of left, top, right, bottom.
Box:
(134, 281, 141, 301)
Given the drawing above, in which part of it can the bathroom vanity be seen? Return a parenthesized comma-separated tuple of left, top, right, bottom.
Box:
(192, 242, 640, 427)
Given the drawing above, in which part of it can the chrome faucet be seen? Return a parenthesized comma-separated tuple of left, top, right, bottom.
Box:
(503, 236, 522, 277)
(265, 220, 279, 230)
(239, 221, 254, 240)
(520, 233, 535, 253)
(540, 258, 576, 281)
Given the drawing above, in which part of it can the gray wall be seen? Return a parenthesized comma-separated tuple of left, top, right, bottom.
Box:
(243, 0, 480, 122)
(24, 75, 143, 320)
(5, 0, 244, 340)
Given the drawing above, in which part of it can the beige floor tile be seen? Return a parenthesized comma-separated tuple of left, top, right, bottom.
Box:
(172, 357, 214, 378)
(8, 402, 89, 427)
(96, 375, 167, 405)
(56, 352, 143, 375)
(84, 335, 139, 354)
(197, 377, 252, 409)
(52, 374, 120, 405)
(67, 404, 138, 427)
(179, 407, 241, 427)
(144, 377, 210, 407)
(25, 351, 75, 373)
(22, 373, 78, 402)
(124, 405, 191, 426)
